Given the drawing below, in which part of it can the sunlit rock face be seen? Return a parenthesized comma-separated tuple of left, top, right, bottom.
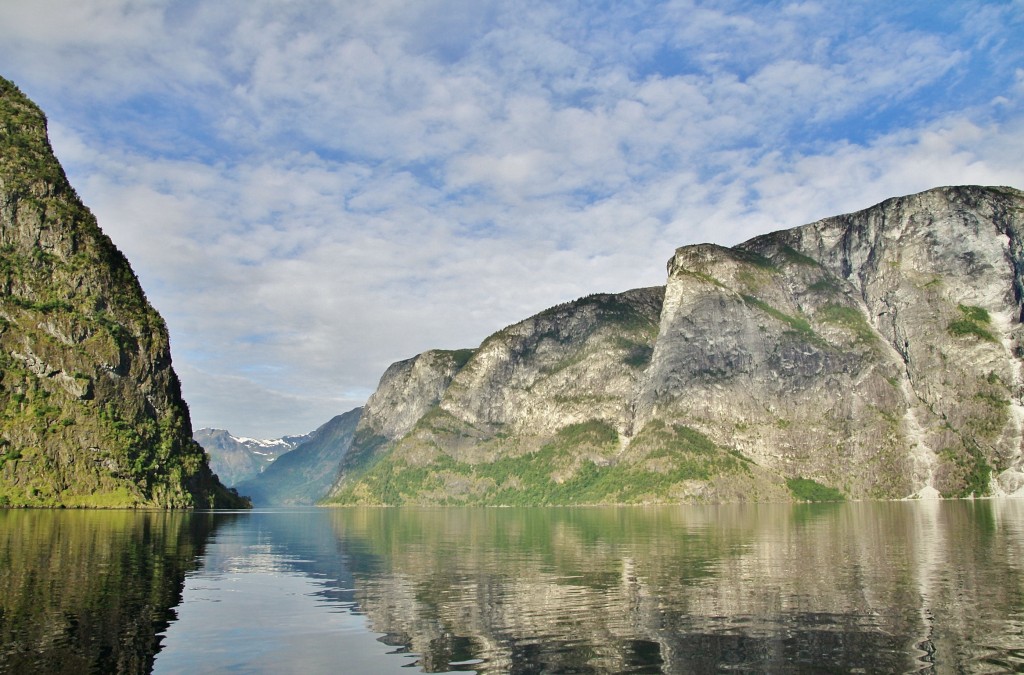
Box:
(635, 241, 910, 498)
(436, 288, 665, 439)
(0, 77, 246, 508)
(327, 289, 677, 505)
(327, 185, 1024, 505)
(728, 186, 1024, 498)
(359, 349, 475, 442)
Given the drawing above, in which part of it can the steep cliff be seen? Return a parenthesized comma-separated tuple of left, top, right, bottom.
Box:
(642, 185, 1024, 499)
(0, 77, 247, 508)
(326, 185, 1024, 505)
(235, 408, 361, 505)
(325, 287, 768, 505)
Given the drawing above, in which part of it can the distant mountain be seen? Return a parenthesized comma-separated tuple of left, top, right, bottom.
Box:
(0, 76, 246, 508)
(194, 428, 309, 487)
(235, 408, 362, 505)
(324, 186, 1024, 505)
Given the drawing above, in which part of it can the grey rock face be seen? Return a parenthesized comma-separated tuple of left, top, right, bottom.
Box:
(635, 239, 913, 497)
(326, 288, 676, 503)
(440, 288, 664, 439)
(359, 349, 473, 441)
(741, 186, 1024, 497)
(328, 186, 1024, 504)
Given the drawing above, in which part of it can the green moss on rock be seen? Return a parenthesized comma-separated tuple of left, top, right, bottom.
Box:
(0, 77, 246, 509)
(948, 304, 997, 343)
(786, 477, 845, 502)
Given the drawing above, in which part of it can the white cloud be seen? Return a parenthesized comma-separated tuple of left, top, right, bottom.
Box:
(4, 0, 1023, 437)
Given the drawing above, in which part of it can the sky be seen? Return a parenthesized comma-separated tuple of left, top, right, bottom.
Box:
(1, 0, 1022, 438)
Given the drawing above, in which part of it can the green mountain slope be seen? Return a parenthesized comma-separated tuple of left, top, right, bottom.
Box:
(0, 77, 247, 508)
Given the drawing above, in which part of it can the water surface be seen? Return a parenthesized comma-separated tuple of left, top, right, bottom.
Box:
(2, 501, 1023, 673)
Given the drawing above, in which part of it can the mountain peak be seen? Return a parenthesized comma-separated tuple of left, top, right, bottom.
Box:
(193, 427, 310, 487)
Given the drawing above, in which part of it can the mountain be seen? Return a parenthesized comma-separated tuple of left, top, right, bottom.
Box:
(324, 185, 1024, 505)
(193, 428, 309, 487)
(235, 408, 362, 505)
(0, 77, 247, 508)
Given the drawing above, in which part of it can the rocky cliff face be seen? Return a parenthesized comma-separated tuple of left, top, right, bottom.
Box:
(0, 77, 246, 508)
(326, 185, 1024, 505)
(326, 287, 768, 505)
(358, 349, 474, 441)
(644, 185, 1024, 499)
(740, 186, 1024, 497)
(636, 242, 910, 499)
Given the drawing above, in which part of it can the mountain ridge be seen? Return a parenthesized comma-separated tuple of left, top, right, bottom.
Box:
(324, 184, 1024, 505)
(193, 427, 310, 487)
(234, 408, 362, 505)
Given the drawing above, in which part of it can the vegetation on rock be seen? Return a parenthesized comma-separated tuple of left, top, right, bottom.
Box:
(948, 304, 997, 343)
(325, 185, 1024, 506)
(328, 418, 753, 506)
(0, 77, 246, 508)
(786, 477, 845, 502)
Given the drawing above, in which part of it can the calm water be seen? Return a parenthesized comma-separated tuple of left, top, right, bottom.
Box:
(1, 501, 1023, 674)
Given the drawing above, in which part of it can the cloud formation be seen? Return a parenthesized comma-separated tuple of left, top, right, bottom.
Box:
(2, 0, 1022, 437)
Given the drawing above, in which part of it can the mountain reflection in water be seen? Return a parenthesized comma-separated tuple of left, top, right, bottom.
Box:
(331, 502, 1024, 673)
(0, 509, 226, 674)
(1, 501, 1023, 673)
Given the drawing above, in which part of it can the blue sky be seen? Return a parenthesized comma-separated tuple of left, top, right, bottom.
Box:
(1, 0, 1022, 438)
